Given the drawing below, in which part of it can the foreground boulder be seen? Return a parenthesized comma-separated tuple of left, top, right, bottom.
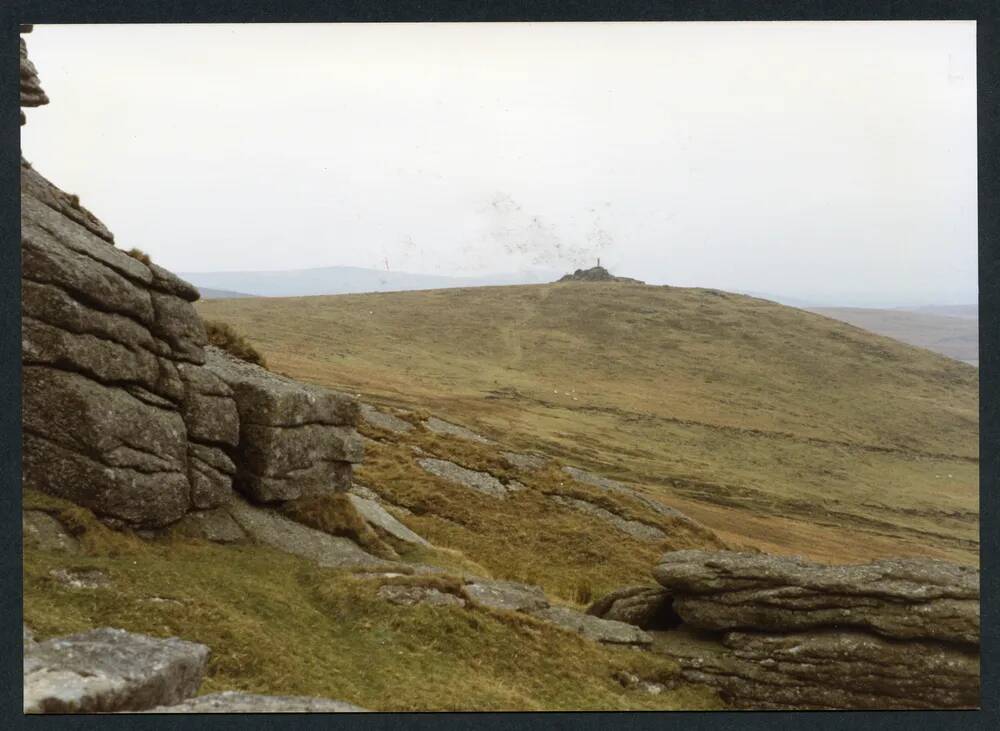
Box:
(24, 628, 209, 713)
(144, 692, 367, 713)
(654, 550, 979, 643)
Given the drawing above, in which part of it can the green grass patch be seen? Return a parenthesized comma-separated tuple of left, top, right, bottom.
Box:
(24, 537, 720, 711)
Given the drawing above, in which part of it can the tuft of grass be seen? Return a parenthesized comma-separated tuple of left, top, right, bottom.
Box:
(22, 490, 147, 558)
(203, 320, 268, 368)
(124, 248, 152, 266)
(280, 492, 397, 559)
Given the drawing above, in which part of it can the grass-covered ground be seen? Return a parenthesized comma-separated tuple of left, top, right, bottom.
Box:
(23, 492, 718, 711)
(198, 282, 979, 566)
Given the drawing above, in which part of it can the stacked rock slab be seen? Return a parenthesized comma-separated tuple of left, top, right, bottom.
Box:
(20, 33, 361, 528)
(653, 550, 980, 709)
(204, 347, 362, 502)
(20, 27, 48, 125)
(21, 159, 239, 528)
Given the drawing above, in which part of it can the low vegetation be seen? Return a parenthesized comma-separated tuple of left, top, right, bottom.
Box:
(280, 492, 396, 559)
(203, 320, 268, 368)
(23, 493, 719, 711)
(124, 248, 152, 266)
(198, 282, 979, 566)
(354, 423, 716, 601)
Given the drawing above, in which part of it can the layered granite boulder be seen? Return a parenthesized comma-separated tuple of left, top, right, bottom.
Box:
(20, 32, 363, 528)
(652, 550, 980, 709)
(204, 347, 362, 502)
(20, 27, 48, 125)
(20, 160, 231, 528)
(654, 550, 979, 644)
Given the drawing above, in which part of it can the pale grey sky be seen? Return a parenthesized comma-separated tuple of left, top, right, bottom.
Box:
(21, 21, 977, 306)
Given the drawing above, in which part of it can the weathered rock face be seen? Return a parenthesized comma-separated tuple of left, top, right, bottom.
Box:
(204, 347, 361, 502)
(21, 35, 365, 529)
(20, 28, 48, 125)
(23, 628, 209, 713)
(654, 550, 979, 643)
(417, 458, 511, 499)
(587, 585, 681, 630)
(652, 550, 980, 710)
(21, 162, 230, 527)
(663, 627, 979, 710)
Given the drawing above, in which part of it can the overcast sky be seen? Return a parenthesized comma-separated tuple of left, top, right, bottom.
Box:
(21, 22, 976, 306)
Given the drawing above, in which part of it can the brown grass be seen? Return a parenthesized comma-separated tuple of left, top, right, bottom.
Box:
(198, 283, 979, 566)
(124, 248, 152, 266)
(203, 319, 268, 368)
(280, 492, 397, 559)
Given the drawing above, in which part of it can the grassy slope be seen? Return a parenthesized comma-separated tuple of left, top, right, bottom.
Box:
(23, 492, 717, 711)
(808, 307, 978, 364)
(198, 282, 979, 566)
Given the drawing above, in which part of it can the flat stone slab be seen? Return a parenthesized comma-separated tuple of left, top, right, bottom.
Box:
(348, 494, 431, 547)
(550, 495, 665, 542)
(144, 691, 367, 713)
(24, 628, 209, 713)
(172, 507, 247, 543)
(226, 497, 400, 572)
(461, 580, 549, 613)
(359, 403, 413, 434)
(349, 482, 382, 501)
(654, 550, 980, 644)
(530, 605, 653, 646)
(376, 584, 466, 608)
(424, 417, 493, 444)
(417, 458, 509, 499)
(49, 568, 111, 590)
(23, 510, 79, 553)
(501, 451, 550, 471)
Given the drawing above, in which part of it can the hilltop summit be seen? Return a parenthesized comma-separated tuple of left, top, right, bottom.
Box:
(558, 265, 644, 284)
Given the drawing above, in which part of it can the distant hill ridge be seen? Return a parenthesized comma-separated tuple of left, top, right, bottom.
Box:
(180, 265, 561, 298)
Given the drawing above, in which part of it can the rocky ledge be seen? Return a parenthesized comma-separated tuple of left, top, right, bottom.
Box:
(653, 549, 979, 644)
(646, 550, 980, 709)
